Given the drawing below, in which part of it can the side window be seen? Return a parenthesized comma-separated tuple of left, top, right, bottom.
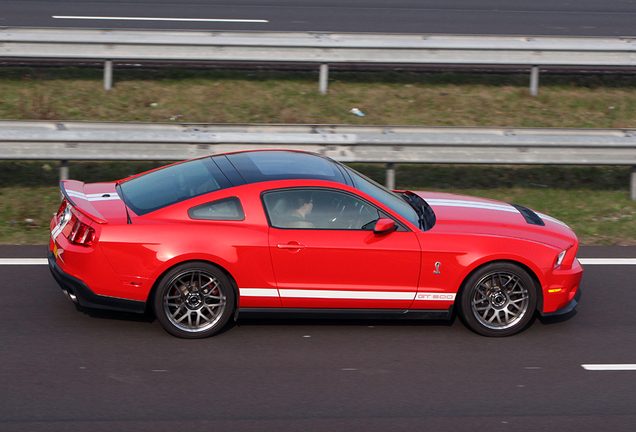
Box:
(263, 189, 384, 230)
(189, 197, 245, 221)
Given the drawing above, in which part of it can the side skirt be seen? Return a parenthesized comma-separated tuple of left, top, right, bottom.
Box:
(238, 307, 453, 321)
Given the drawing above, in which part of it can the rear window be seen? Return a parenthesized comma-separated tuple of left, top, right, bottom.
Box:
(120, 158, 231, 215)
(226, 151, 346, 184)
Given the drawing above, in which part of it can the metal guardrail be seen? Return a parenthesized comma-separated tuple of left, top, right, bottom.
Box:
(2, 28, 636, 94)
(1, 120, 636, 198)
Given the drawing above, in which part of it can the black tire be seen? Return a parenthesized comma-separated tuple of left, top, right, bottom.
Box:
(153, 262, 235, 339)
(458, 262, 537, 337)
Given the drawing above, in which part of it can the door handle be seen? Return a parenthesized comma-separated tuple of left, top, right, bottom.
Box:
(277, 242, 306, 250)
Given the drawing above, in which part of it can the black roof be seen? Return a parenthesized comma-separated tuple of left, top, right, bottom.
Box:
(120, 151, 350, 216)
(221, 150, 349, 185)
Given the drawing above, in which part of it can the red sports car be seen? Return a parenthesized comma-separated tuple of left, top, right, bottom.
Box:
(49, 150, 582, 338)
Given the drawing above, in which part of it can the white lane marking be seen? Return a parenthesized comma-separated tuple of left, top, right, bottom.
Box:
(0, 258, 48, 265)
(582, 364, 636, 371)
(578, 258, 636, 265)
(279, 289, 415, 300)
(52, 16, 269, 23)
(239, 288, 279, 297)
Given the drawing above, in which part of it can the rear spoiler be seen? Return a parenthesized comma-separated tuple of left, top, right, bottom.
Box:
(60, 180, 108, 224)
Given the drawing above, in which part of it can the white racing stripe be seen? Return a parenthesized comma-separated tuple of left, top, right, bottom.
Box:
(582, 364, 636, 371)
(53, 16, 269, 23)
(425, 199, 572, 228)
(279, 289, 415, 300)
(51, 224, 63, 240)
(426, 198, 519, 214)
(65, 190, 121, 202)
(537, 212, 570, 228)
(239, 288, 279, 297)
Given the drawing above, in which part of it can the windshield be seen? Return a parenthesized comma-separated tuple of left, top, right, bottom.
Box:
(344, 166, 419, 227)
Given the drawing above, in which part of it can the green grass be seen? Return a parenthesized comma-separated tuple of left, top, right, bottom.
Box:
(1, 67, 636, 127)
(0, 186, 61, 245)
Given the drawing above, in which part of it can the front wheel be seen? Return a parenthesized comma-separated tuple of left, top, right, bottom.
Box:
(458, 263, 537, 337)
(153, 262, 235, 338)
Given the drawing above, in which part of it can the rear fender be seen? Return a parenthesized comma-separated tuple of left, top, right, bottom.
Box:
(145, 259, 240, 315)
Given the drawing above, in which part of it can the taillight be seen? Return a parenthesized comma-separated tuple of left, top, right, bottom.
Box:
(68, 218, 95, 246)
(56, 199, 68, 219)
(56, 199, 73, 229)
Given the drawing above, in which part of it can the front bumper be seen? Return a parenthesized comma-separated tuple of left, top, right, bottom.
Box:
(539, 286, 582, 317)
(48, 251, 146, 313)
(541, 258, 583, 314)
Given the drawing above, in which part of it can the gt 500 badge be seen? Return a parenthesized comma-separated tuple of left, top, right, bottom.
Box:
(416, 293, 456, 301)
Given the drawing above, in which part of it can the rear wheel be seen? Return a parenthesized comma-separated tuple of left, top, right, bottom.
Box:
(153, 262, 235, 338)
(458, 262, 537, 337)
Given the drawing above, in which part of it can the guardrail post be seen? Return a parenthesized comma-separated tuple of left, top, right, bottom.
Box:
(319, 64, 329, 95)
(386, 163, 396, 190)
(530, 66, 539, 96)
(631, 166, 636, 201)
(104, 60, 113, 91)
(59, 160, 69, 182)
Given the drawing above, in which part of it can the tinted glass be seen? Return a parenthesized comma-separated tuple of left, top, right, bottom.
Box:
(263, 188, 383, 230)
(120, 158, 231, 215)
(189, 197, 244, 221)
(212, 156, 246, 186)
(344, 166, 419, 227)
(228, 151, 346, 184)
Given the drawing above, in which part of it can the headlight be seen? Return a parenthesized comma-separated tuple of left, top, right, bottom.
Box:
(555, 250, 567, 268)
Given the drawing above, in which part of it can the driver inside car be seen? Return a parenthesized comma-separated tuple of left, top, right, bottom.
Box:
(286, 192, 315, 228)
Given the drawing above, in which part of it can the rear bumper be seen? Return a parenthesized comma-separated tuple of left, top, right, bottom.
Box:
(48, 251, 146, 313)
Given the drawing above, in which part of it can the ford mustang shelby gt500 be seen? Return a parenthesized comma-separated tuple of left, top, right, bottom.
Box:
(49, 150, 582, 338)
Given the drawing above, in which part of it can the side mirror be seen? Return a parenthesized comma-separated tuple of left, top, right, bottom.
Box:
(374, 218, 397, 235)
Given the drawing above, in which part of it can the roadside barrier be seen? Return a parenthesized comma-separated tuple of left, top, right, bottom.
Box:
(2, 28, 636, 94)
(2, 120, 635, 198)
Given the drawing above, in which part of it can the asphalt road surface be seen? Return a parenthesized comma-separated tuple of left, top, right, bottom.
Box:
(0, 245, 634, 431)
(1, 0, 636, 36)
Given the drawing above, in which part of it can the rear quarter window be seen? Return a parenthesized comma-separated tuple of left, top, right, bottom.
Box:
(189, 197, 245, 221)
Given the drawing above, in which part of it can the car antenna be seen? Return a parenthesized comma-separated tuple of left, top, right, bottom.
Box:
(116, 183, 132, 224)
(124, 204, 132, 225)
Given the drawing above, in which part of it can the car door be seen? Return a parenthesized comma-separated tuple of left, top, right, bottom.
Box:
(263, 187, 422, 309)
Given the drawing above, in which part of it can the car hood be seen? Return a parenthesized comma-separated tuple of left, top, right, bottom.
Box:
(413, 191, 577, 249)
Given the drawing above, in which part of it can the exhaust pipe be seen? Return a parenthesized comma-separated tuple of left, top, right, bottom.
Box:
(62, 289, 78, 304)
